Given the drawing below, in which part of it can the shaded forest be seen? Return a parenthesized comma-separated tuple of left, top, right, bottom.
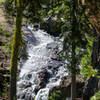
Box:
(0, 0, 100, 100)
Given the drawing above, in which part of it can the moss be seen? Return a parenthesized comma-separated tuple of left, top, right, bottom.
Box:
(10, 0, 23, 100)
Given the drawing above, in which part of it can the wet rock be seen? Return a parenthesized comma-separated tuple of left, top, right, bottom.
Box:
(38, 69, 51, 83)
(34, 86, 40, 93)
(83, 77, 99, 100)
(34, 69, 51, 93)
(18, 81, 32, 88)
(51, 55, 57, 60)
(18, 87, 35, 100)
(21, 94, 25, 99)
(17, 93, 25, 99)
(25, 93, 33, 100)
(46, 42, 58, 49)
(50, 51, 58, 60)
(34, 85, 45, 94)
(47, 60, 63, 71)
(25, 82, 32, 88)
(39, 79, 46, 86)
(49, 76, 84, 98)
(0, 97, 3, 100)
(27, 74, 32, 79)
(25, 73, 32, 80)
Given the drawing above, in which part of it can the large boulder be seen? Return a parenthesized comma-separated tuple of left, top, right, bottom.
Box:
(83, 77, 99, 100)
(46, 42, 58, 50)
(34, 69, 51, 93)
(19, 81, 32, 89)
(49, 76, 84, 98)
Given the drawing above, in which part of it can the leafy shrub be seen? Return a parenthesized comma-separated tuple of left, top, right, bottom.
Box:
(0, 0, 5, 6)
(91, 91, 100, 100)
(49, 90, 65, 100)
(80, 36, 98, 79)
(0, 24, 11, 37)
(2, 40, 11, 53)
(4, 0, 15, 16)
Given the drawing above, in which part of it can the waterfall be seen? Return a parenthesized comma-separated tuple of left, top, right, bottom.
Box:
(17, 25, 67, 100)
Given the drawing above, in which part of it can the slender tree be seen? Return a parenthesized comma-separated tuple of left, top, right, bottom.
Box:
(62, 0, 89, 99)
(10, 0, 23, 100)
(70, 0, 78, 99)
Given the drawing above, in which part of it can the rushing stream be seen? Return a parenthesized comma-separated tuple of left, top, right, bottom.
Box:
(17, 25, 67, 100)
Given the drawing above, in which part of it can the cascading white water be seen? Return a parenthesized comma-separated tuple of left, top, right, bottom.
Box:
(17, 25, 67, 100)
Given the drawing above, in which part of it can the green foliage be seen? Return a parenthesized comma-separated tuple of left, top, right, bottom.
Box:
(0, 24, 4, 34)
(4, 0, 41, 23)
(91, 91, 100, 100)
(81, 64, 98, 79)
(0, 0, 5, 6)
(49, 90, 65, 100)
(0, 24, 11, 53)
(4, 0, 15, 16)
(2, 40, 11, 53)
(0, 77, 8, 98)
(0, 24, 11, 37)
(80, 36, 98, 79)
(57, 0, 91, 75)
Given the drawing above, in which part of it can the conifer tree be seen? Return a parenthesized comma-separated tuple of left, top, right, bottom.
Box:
(10, 0, 23, 100)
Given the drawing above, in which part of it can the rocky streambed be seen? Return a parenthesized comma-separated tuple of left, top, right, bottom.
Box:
(17, 26, 68, 100)
(17, 25, 84, 100)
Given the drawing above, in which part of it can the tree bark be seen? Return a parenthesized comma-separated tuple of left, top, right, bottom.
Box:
(71, 42, 77, 100)
(10, 0, 23, 100)
(71, 74, 76, 100)
(71, 0, 78, 99)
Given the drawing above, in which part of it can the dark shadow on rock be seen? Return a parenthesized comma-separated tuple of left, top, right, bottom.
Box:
(49, 76, 84, 99)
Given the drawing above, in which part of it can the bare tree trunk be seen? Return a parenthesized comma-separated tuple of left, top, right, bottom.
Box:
(71, 74, 76, 100)
(71, 42, 77, 100)
(10, 0, 23, 100)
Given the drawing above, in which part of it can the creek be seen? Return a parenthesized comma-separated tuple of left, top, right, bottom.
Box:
(17, 25, 67, 100)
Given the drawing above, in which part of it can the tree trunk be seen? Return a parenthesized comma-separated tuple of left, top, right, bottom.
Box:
(71, 74, 76, 100)
(10, 0, 23, 100)
(71, 42, 77, 100)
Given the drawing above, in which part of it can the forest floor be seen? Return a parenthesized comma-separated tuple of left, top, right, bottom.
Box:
(0, 7, 12, 99)
(0, 7, 12, 70)
(0, 8, 14, 32)
(0, 6, 31, 99)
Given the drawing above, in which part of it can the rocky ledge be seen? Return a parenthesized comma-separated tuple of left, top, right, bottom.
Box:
(49, 75, 85, 99)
